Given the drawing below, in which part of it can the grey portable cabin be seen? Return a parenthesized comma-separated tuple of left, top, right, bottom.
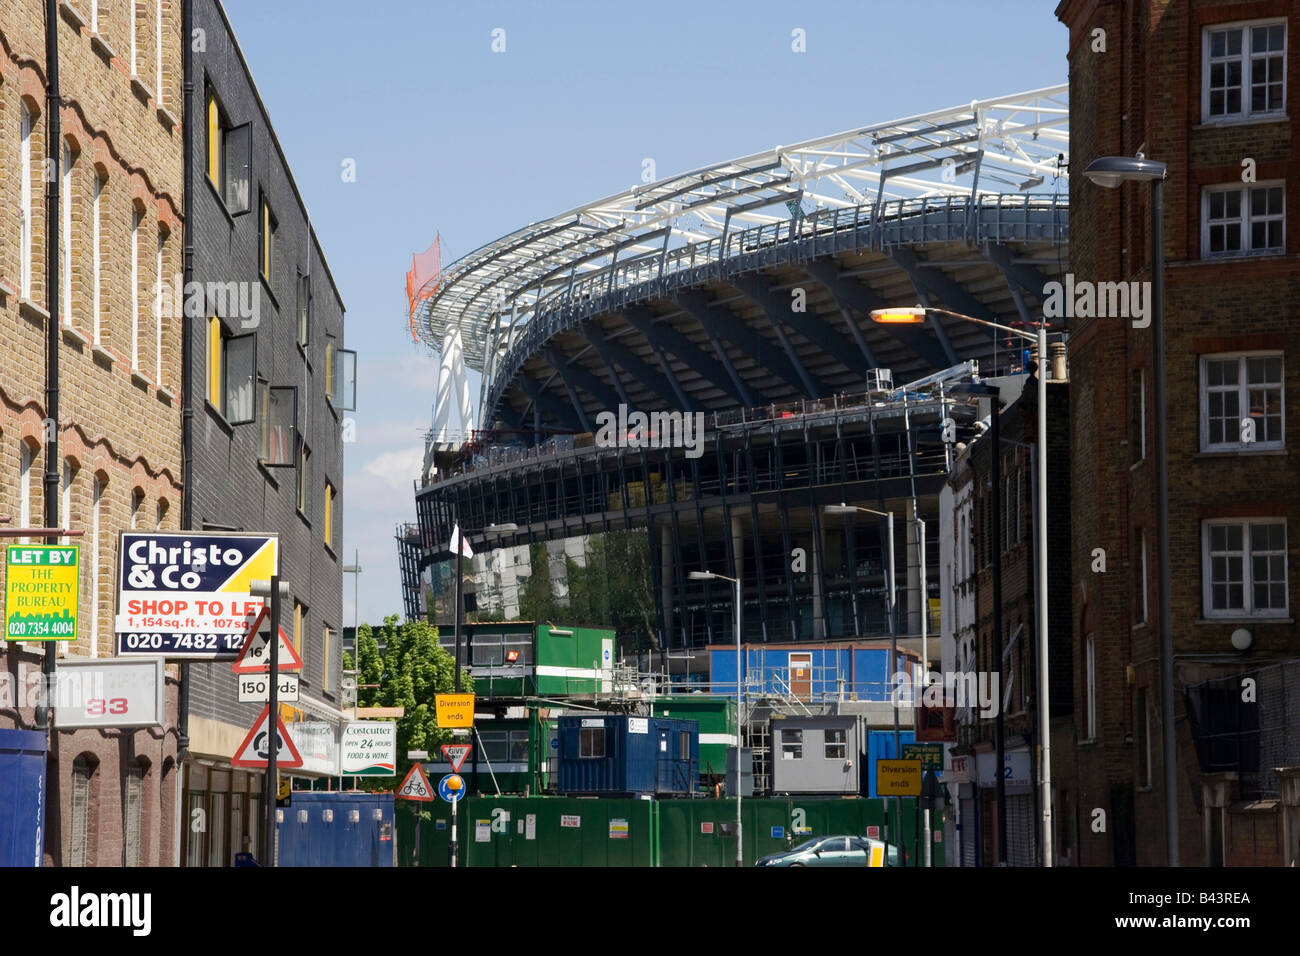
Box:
(768, 715, 861, 795)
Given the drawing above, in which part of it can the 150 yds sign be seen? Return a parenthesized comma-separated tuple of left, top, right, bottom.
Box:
(114, 532, 278, 659)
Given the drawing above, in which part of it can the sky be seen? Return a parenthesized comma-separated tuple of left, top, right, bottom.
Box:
(219, 0, 1069, 629)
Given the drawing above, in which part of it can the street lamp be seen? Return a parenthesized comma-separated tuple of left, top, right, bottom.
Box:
(689, 569, 743, 867)
(824, 503, 904, 855)
(880, 305, 1053, 868)
(1083, 154, 1176, 868)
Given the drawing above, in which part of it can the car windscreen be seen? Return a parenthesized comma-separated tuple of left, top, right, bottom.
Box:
(791, 837, 825, 853)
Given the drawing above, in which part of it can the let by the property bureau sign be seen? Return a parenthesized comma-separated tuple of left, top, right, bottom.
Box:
(5, 545, 79, 641)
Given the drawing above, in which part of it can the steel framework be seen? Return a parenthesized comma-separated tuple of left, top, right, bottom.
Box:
(413, 86, 1068, 429)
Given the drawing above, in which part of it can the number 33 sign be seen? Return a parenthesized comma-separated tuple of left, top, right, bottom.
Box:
(54, 658, 165, 729)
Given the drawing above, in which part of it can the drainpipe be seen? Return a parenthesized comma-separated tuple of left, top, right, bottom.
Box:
(177, 0, 194, 774)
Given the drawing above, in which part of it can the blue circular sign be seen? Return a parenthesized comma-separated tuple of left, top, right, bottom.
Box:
(437, 774, 465, 803)
(550, 737, 559, 751)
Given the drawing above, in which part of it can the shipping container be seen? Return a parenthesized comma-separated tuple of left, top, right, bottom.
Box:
(651, 696, 735, 787)
(557, 715, 698, 797)
(443, 622, 616, 698)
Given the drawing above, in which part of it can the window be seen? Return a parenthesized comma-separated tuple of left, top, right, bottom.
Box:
(62, 141, 73, 326)
(323, 482, 336, 550)
(296, 273, 310, 346)
(259, 194, 277, 283)
(20, 101, 33, 298)
(296, 442, 311, 514)
(131, 489, 144, 530)
(90, 476, 102, 657)
(69, 755, 96, 866)
(131, 207, 141, 369)
(123, 761, 144, 866)
(1203, 184, 1284, 257)
(824, 728, 847, 760)
(1203, 520, 1287, 617)
(1130, 368, 1146, 462)
(129, 0, 138, 74)
(323, 626, 334, 692)
(1084, 635, 1096, 740)
(292, 601, 303, 655)
(93, 173, 104, 343)
(1133, 528, 1148, 625)
(679, 730, 690, 761)
(1203, 21, 1287, 122)
(155, 232, 165, 383)
(155, 499, 167, 530)
(481, 729, 529, 763)
(1136, 688, 1151, 790)
(781, 728, 803, 760)
(60, 460, 72, 546)
(18, 443, 32, 545)
(324, 336, 336, 401)
(472, 634, 502, 666)
(155, 0, 163, 102)
(206, 87, 251, 213)
(579, 727, 605, 758)
(259, 384, 296, 467)
(333, 345, 357, 411)
(1200, 353, 1284, 450)
(206, 318, 255, 424)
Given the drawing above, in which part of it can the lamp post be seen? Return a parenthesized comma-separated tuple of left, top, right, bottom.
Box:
(689, 569, 742, 867)
(1082, 154, 1176, 867)
(824, 503, 903, 857)
(877, 305, 1053, 867)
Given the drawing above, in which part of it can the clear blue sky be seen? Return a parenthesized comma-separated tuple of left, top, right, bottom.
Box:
(220, 0, 1068, 628)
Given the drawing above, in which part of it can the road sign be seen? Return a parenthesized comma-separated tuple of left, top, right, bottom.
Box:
(441, 743, 472, 773)
(54, 658, 164, 729)
(340, 722, 397, 776)
(114, 532, 277, 659)
(276, 774, 292, 807)
(231, 704, 303, 769)
(902, 743, 944, 771)
(230, 608, 303, 673)
(437, 774, 465, 803)
(6, 545, 78, 641)
(876, 758, 923, 796)
(396, 764, 434, 801)
(237, 671, 300, 703)
(407, 750, 429, 761)
(435, 693, 475, 728)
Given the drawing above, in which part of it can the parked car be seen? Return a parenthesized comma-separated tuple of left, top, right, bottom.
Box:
(755, 835, 899, 867)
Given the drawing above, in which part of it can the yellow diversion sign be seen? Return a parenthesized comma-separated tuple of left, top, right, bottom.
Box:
(435, 693, 475, 728)
(5, 545, 79, 641)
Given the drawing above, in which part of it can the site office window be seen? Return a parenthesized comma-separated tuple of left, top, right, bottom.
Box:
(1202, 183, 1284, 258)
(1201, 20, 1287, 124)
(206, 316, 255, 425)
(781, 728, 803, 760)
(1202, 519, 1288, 619)
(579, 726, 605, 758)
(1200, 352, 1284, 452)
(204, 83, 250, 214)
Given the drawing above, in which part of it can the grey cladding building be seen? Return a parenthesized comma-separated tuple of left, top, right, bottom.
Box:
(179, 0, 354, 866)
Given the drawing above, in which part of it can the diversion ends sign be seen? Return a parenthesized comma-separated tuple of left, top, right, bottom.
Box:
(5, 546, 79, 641)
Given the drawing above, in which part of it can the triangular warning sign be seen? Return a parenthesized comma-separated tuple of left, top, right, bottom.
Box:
(231, 704, 303, 769)
(441, 743, 472, 773)
(231, 608, 304, 673)
(396, 763, 434, 801)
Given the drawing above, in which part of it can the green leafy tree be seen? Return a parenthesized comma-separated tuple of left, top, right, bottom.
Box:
(342, 615, 473, 790)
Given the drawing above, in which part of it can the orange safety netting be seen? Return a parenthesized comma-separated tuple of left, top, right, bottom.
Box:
(405, 234, 442, 341)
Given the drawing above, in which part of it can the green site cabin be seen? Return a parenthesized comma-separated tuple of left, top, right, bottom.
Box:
(651, 696, 736, 788)
(455, 621, 616, 699)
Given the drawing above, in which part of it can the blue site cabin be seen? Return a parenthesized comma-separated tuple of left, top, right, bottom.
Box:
(557, 714, 698, 797)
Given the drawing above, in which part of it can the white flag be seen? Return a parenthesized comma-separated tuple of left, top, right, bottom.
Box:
(450, 523, 474, 559)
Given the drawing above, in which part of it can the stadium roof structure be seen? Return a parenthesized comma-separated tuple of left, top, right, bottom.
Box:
(415, 84, 1069, 432)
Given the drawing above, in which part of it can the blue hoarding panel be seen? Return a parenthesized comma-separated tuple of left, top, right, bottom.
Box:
(0, 729, 46, 867)
(865, 730, 917, 798)
(275, 792, 395, 867)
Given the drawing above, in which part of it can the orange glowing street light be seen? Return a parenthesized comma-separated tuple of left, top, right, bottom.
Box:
(869, 305, 928, 324)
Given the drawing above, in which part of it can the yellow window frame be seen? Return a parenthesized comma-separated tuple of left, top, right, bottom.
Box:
(323, 483, 334, 548)
(206, 92, 220, 184)
(207, 317, 222, 410)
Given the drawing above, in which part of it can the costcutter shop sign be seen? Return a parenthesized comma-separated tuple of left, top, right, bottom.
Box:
(114, 532, 278, 659)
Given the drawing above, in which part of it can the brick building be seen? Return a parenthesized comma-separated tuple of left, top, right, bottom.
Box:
(1058, 0, 1300, 866)
(178, 0, 350, 866)
(0, 0, 184, 864)
(941, 372, 1071, 866)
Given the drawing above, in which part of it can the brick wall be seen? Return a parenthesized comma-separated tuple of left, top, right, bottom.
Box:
(0, 0, 183, 865)
(1058, 0, 1300, 866)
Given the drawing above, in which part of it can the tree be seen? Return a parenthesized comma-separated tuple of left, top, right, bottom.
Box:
(342, 615, 472, 790)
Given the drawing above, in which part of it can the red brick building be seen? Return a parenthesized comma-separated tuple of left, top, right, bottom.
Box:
(1057, 0, 1300, 866)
